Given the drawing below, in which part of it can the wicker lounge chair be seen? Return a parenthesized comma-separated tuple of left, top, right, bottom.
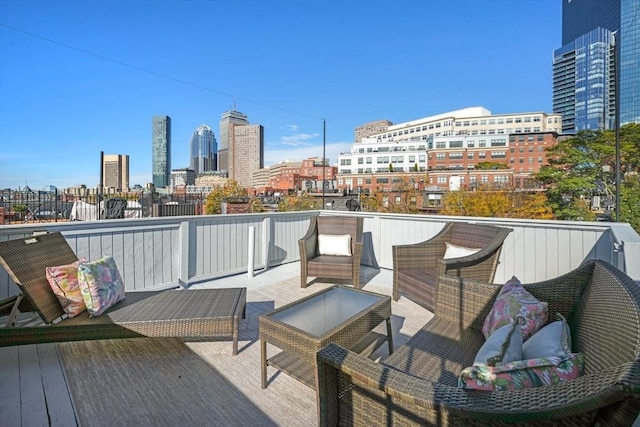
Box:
(317, 260, 640, 425)
(0, 232, 246, 354)
(393, 222, 511, 311)
(299, 215, 364, 289)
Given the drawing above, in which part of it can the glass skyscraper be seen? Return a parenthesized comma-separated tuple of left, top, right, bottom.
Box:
(553, 0, 639, 133)
(619, 0, 640, 125)
(190, 124, 217, 175)
(152, 115, 171, 188)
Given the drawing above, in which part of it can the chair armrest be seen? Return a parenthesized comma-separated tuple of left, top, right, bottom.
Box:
(393, 239, 444, 272)
(298, 219, 318, 261)
(317, 343, 638, 425)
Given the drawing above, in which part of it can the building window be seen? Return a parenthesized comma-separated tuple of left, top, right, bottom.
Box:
(449, 140, 463, 148)
(436, 141, 446, 148)
(437, 176, 447, 184)
(436, 153, 445, 160)
(479, 152, 486, 159)
(449, 153, 463, 159)
(537, 135, 544, 141)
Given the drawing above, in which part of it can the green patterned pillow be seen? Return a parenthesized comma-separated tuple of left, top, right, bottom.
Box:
(77, 255, 126, 317)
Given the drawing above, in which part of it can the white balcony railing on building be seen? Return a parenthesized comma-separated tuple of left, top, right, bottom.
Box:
(1, 211, 638, 302)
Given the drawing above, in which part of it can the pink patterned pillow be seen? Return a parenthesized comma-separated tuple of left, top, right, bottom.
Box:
(45, 258, 88, 318)
(458, 353, 584, 391)
(482, 276, 548, 340)
(77, 255, 126, 317)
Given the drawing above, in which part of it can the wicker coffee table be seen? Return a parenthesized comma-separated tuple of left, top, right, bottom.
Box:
(259, 285, 393, 389)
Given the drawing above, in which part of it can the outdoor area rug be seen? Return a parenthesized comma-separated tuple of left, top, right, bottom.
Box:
(56, 337, 276, 427)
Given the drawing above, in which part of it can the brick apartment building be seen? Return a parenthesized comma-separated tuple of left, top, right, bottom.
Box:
(250, 157, 337, 195)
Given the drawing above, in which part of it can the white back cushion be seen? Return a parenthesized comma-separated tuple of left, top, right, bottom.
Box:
(318, 234, 352, 256)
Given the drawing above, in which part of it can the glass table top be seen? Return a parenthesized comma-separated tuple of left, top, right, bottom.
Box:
(268, 286, 384, 337)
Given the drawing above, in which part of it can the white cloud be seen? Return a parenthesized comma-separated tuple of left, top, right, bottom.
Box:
(280, 132, 318, 146)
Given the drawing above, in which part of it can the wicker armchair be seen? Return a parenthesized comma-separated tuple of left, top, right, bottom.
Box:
(299, 215, 363, 289)
(317, 260, 640, 425)
(393, 222, 511, 311)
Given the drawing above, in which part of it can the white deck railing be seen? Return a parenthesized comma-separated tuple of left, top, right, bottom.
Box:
(1, 211, 638, 300)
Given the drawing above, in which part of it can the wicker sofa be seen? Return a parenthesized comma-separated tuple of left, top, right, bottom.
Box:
(317, 260, 640, 425)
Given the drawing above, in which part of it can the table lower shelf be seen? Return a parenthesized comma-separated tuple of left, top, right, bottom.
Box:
(267, 330, 391, 389)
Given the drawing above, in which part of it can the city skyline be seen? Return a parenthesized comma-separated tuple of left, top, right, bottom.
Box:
(0, 1, 562, 190)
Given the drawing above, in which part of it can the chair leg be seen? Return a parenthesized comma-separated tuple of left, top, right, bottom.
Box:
(301, 275, 307, 288)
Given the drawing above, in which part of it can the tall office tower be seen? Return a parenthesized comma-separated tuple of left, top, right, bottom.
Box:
(152, 115, 171, 187)
(553, 0, 640, 133)
(103, 154, 129, 192)
(218, 110, 249, 172)
(190, 124, 217, 175)
(229, 123, 264, 188)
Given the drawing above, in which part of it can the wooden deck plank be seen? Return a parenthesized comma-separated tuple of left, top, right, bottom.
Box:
(0, 346, 21, 426)
(19, 344, 49, 427)
(3, 263, 434, 426)
(38, 344, 78, 427)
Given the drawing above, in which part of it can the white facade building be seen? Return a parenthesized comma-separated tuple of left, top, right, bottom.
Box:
(338, 107, 562, 176)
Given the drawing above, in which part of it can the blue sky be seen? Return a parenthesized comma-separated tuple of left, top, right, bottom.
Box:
(0, 0, 561, 190)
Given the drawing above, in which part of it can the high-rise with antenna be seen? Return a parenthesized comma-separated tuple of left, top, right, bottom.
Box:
(218, 109, 263, 188)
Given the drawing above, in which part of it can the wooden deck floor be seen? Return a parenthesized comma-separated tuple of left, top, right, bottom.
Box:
(1, 262, 433, 427)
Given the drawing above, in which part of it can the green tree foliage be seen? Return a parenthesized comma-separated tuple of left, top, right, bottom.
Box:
(534, 124, 640, 228)
(277, 193, 321, 211)
(475, 161, 509, 170)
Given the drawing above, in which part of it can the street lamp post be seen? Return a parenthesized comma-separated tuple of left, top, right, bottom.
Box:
(322, 118, 326, 210)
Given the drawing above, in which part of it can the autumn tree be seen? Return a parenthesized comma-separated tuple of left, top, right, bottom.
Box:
(360, 174, 426, 214)
(277, 193, 321, 212)
(440, 186, 553, 219)
(386, 175, 420, 214)
(203, 180, 263, 214)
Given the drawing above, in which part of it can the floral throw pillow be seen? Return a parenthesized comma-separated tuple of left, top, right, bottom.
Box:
(77, 255, 126, 317)
(45, 258, 88, 318)
(482, 276, 548, 340)
(459, 353, 584, 391)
